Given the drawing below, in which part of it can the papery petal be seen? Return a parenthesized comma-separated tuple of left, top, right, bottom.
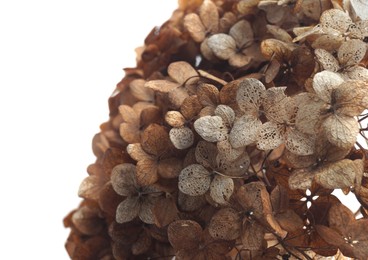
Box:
(210, 175, 234, 205)
(116, 197, 140, 223)
(313, 71, 345, 103)
(194, 115, 228, 142)
(230, 115, 262, 148)
(207, 33, 236, 60)
(178, 164, 211, 196)
(256, 121, 284, 151)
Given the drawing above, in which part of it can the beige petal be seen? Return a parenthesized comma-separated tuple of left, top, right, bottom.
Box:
(119, 105, 138, 124)
(229, 20, 253, 48)
(207, 33, 236, 60)
(314, 49, 339, 72)
(116, 197, 140, 223)
(260, 38, 293, 61)
(165, 111, 186, 128)
(285, 129, 315, 156)
(292, 25, 323, 42)
(311, 34, 343, 51)
(256, 121, 284, 151)
(338, 39, 367, 67)
(168, 61, 198, 85)
(349, 0, 368, 20)
(237, 0, 259, 15)
(184, 13, 206, 42)
(261, 87, 289, 123)
(216, 140, 244, 162)
(78, 175, 103, 201)
(288, 168, 314, 190)
(217, 151, 250, 177)
(126, 143, 152, 161)
(313, 70, 345, 103)
(228, 53, 252, 67)
(210, 175, 234, 205)
(169, 127, 194, 150)
(320, 9, 353, 33)
(214, 105, 235, 127)
(219, 11, 237, 33)
(178, 164, 211, 196)
(144, 79, 179, 93)
(334, 80, 368, 117)
(194, 115, 228, 142)
(119, 122, 140, 144)
(344, 66, 368, 81)
(230, 115, 262, 148)
(200, 38, 217, 61)
(236, 78, 265, 112)
(266, 24, 292, 43)
(129, 79, 154, 102)
(139, 197, 157, 224)
(141, 124, 170, 156)
(199, 0, 219, 33)
(315, 159, 363, 189)
(168, 86, 189, 109)
(322, 115, 359, 149)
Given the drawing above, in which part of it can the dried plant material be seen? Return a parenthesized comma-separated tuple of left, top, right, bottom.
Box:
(194, 115, 228, 142)
(209, 208, 241, 240)
(66, 2, 368, 259)
(111, 163, 161, 224)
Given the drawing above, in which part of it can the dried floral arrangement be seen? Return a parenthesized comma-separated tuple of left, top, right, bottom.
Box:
(63, 0, 368, 259)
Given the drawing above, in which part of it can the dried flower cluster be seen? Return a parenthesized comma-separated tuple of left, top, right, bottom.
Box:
(64, 0, 368, 259)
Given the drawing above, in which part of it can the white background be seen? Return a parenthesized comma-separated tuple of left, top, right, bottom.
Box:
(0, 1, 363, 259)
(0, 1, 177, 259)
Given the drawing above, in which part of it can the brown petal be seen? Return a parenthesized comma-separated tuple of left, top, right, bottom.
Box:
(260, 38, 293, 61)
(141, 124, 170, 156)
(165, 111, 186, 128)
(320, 9, 353, 33)
(184, 13, 206, 42)
(209, 175, 234, 205)
(119, 105, 138, 124)
(241, 221, 264, 250)
(288, 168, 315, 190)
(197, 83, 219, 107)
(338, 39, 367, 67)
(111, 163, 138, 196)
(266, 24, 292, 43)
(129, 79, 154, 102)
(315, 225, 345, 246)
(116, 197, 140, 223)
(195, 140, 218, 168)
(157, 157, 183, 179)
(168, 220, 202, 250)
(131, 229, 152, 255)
(256, 121, 284, 151)
(168, 61, 198, 85)
(180, 95, 202, 120)
(153, 196, 178, 228)
(145, 79, 179, 93)
(136, 158, 159, 186)
(229, 20, 253, 48)
(209, 208, 241, 240)
(119, 122, 140, 144)
(199, 0, 219, 33)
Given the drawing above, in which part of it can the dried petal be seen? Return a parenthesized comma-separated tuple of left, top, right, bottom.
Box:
(285, 129, 315, 156)
(256, 121, 284, 151)
(141, 124, 170, 156)
(168, 220, 202, 250)
(195, 140, 218, 168)
(136, 158, 159, 186)
(315, 49, 339, 72)
(209, 208, 241, 240)
(288, 168, 314, 190)
(145, 80, 179, 93)
(241, 221, 264, 250)
(168, 61, 198, 85)
(214, 105, 235, 127)
(116, 197, 140, 223)
(207, 33, 236, 60)
(194, 115, 228, 142)
(184, 13, 206, 42)
(197, 83, 219, 107)
(157, 157, 183, 179)
(130, 79, 154, 102)
(322, 115, 359, 149)
(229, 20, 253, 49)
(126, 143, 152, 161)
(230, 115, 262, 148)
(320, 9, 352, 33)
(236, 78, 265, 112)
(178, 164, 211, 196)
(209, 175, 234, 205)
(165, 111, 186, 128)
(111, 163, 137, 196)
(169, 127, 194, 149)
(338, 39, 367, 67)
(199, 0, 219, 33)
(313, 71, 344, 103)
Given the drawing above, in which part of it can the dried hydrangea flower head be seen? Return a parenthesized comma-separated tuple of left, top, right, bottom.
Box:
(64, 0, 368, 259)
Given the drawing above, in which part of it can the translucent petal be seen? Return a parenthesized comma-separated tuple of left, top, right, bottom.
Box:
(320, 9, 352, 33)
(116, 197, 140, 223)
(139, 197, 157, 224)
(126, 143, 152, 161)
(209, 208, 241, 240)
(288, 168, 314, 190)
(322, 115, 359, 149)
(345, 66, 368, 81)
(229, 20, 253, 48)
(313, 71, 345, 103)
(216, 139, 244, 162)
(314, 159, 363, 189)
(337, 39, 367, 67)
(194, 115, 228, 142)
(136, 158, 159, 186)
(199, 0, 219, 33)
(266, 24, 292, 43)
(217, 151, 250, 177)
(285, 129, 315, 156)
(207, 33, 236, 60)
(241, 221, 264, 251)
(168, 86, 189, 108)
(168, 61, 198, 85)
(178, 164, 211, 196)
(256, 121, 284, 151)
(314, 49, 339, 72)
(236, 78, 266, 112)
(334, 80, 368, 117)
(169, 127, 194, 150)
(261, 87, 289, 123)
(214, 105, 235, 127)
(195, 140, 218, 169)
(111, 163, 138, 196)
(184, 13, 206, 42)
(210, 175, 234, 205)
(350, 0, 368, 20)
(311, 34, 343, 51)
(229, 115, 262, 148)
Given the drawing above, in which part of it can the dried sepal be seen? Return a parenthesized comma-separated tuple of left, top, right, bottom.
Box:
(194, 115, 228, 142)
(197, 83, 219, 107)
(241, 221, 265, 250)
(111, 163, 137, 196)
(256, 121, 284, 151)
(144, 79, 179, 93)
(167, 61, 198, 85)
(168, 220, 202, 251)
(209, 208, 241, 240)
(207, 33, 236, 60)
(169, 127, 194, 149)
(129, 79, 154, 102)
(313, 70, 344, 103)
(209, 175, 234, 205)
(230, 115, 262, 148)
(141, 124, 170, 156)
(178, 164, 211, 196)
(337, 39, 367, 67)
(236, 78, 266, 113)
(116, 197, 141, 223)
(165, 111, 186, 128)
(195, 140, 217, 168)
(214, 105, 235, 127)
(315, 49, 340, 72)
(320, 9, 352, 34)
(288, 168, 314, 190)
